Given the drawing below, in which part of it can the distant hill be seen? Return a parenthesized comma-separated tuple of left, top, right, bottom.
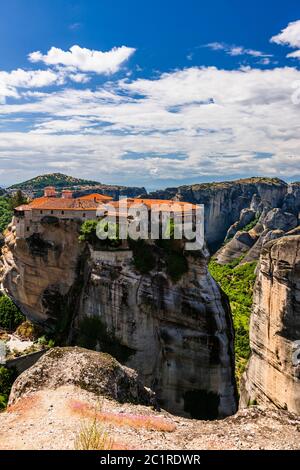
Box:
(9, 173, 100, 191)
(8, 173, 147, 200)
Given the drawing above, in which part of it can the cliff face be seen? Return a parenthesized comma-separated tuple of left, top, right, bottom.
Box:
(240, 235, 300, 414)
(147, 178, 288, 247)
(0, 219, 83, 329)
(0, 219, 237, 419)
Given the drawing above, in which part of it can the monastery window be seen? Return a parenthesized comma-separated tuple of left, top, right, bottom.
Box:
(83, 213, 86, 218)
(26, 227, 29, 232)
(51, 210, 54, 214)
(61, 211, 64, 215)
(40, 210, 43, 214)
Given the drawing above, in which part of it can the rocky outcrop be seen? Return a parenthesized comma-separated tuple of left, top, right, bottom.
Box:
(0, 220, 83, 329)
(225, 208, 256, 240)
(215, 231, 258, 265)
(215, 206, 299, 266)
(146, 178, 288, 247)
(240, 235, 300, 414)
(0, 220, 237, 419)
(9, 347, 153, 406)
(262, 208, 298, 232)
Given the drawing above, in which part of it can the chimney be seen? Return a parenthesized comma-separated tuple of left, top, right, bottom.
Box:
(44, 187, 57, 198)
(61, 189, 73, 199)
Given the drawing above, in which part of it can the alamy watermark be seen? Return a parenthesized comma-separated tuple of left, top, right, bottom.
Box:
(94, 199, 205, 251)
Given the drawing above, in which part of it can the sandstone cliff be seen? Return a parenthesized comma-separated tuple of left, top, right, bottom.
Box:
(240, 234, 300, 414)
(214, 207, 298, 266)
(0, 219, 237, 419)
(146, 178, 288, 247)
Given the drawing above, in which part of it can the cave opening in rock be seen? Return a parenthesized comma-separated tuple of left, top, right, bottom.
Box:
(184, 389, 220, 420)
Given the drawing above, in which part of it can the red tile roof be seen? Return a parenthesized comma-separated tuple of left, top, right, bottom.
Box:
(15, 193, 112, 211)
(15, 195, 197, 214)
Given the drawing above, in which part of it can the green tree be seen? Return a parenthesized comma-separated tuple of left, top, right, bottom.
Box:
(0, 366, 17, 410)
(0, 296, 25, 330)
(9, 190, 27, 210)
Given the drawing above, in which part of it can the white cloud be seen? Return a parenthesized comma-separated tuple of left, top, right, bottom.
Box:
(28, 45, 136, 74)
(271, 20, 300, 61)
(69, 73, 90, 83)
(0, 68, 60, 103)
(1, 65, 300, 187)
(206, 42, 272, 58)
(271, 20, 300, 48)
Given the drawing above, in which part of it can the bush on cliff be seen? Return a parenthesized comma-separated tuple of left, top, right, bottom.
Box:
(208, 259, 257, 383)
(0, 197, 12, 233)
(0, 366, 16, 410)
(128, 239, 156, 274)
(79, 220, 121, 248)
(0, 296, 25, 331)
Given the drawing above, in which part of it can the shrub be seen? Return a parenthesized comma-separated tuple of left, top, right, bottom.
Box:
(37, 335, 55, 349)
(242, 216, 260, 232)
(129, 239, 156, 274)
(0, 296, 24, 331)
(0, 366, 16, 410)
(75, 417, 114, 450)
(74, 402, 114, 451)
(77, 315, 134, 363)
(166, 251, 188, 282)
(15, 321, 41, 340)
(79, 220, 121, 248)
(79, 220, 99, 244)
(155, 222, 188, 282)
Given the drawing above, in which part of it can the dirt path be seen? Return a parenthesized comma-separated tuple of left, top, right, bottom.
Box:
(0, 385, 299, 450)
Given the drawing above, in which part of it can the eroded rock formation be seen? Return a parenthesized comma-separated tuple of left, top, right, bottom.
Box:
(240, 234, 300, 414)
(0, 219, 237, 419)
(146, 177, 288, 247)
(9, 347, 153, 407)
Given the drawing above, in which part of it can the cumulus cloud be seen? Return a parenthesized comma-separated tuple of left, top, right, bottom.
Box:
(271, 20, 300, 49)
(271, 20, 300, 60)
(1, 64, 300, 187)
(205, 42, 272, 58)
(28, 45, 136, 74)
(0, 68, 60, 103)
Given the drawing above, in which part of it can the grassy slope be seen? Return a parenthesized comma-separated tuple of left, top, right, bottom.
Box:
(9, 173, 100, 190)
(209, 258, 257, 385)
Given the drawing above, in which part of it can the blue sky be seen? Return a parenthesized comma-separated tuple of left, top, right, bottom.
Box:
(0, 0, 300, 189)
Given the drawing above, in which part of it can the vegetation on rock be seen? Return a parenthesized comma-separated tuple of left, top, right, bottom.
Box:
(15, 321, 42, 341)
(79, 220, 121, 248)
(209, 258, 257, 384)
(0, 191, 27, 233)
(242, 216, 260, 232)
(0, 296, 25, 331)
(9, 173, 100, 191)
(0, 366, 16, 410)
(0, 197, 12, 233)
(129, 239, 156, 274)
(77, 315, 134, 363)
